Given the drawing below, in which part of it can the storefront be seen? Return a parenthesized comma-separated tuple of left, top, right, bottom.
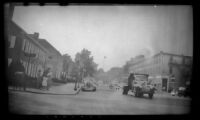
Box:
(149, 75, 172, 92)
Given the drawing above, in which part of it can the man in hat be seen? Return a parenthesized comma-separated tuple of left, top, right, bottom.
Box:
(128, 73, 135, 90)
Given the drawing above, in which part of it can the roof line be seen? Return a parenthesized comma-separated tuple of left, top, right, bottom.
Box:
(38, 39, 62, 56)
(10, 20, 49, 53)
(154, 51, 192, 58)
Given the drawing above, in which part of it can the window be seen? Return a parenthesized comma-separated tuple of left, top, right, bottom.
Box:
(27, 42, 31, 53)
(28, 63, 31, 76)
(31, 44, 35, 54)
(25, 41, 29, 53)
(29, 43, 32, 54)
(24, 61, 27, 71)
(22, 39, 26, 51)
(38, 49, 41, 59)
(9, 36, 16, 48)
(31, 64, 34, 77)
(33, 64, 36, 78)
(29, 63, 32, 77)
(8, 58, 12, 66)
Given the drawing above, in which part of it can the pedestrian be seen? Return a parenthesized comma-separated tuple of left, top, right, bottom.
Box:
(42, 75, 48, 90)
(47, 68, 52, 90)
(42, 68, 49, 90)
(36, 69, 42, 89)
(128, 73, 135, 90)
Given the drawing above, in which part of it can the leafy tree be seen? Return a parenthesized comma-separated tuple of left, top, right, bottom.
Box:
(62, 54, 73, 74)
(75, 48, 98, 78)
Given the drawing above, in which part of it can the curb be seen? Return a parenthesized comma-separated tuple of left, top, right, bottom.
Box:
(8, 88, 81, 95)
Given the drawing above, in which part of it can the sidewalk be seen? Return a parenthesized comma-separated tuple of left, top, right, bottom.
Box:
(8, 83, 81, 95)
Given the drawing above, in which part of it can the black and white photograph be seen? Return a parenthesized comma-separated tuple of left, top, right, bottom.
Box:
(5, 3, 193, 115)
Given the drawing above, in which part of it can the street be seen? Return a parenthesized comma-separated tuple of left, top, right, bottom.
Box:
(9, 85, 191, 115)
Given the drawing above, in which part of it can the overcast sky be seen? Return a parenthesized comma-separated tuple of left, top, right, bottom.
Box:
(12, 5, 193, 71)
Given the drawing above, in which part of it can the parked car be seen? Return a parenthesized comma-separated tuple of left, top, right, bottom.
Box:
(171, 89, 177, 96)
(177, 87, 189, 97)
(81, 81, 96, 92)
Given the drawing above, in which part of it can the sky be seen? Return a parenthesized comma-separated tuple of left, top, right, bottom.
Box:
(12, 5, 193, 71)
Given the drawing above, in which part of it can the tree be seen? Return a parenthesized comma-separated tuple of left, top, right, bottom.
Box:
(62, 54, 73, 74)
(75, 48, 98, 78)
(98, 68, 104, 73)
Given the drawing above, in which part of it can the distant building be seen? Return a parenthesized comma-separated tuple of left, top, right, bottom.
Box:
(129, 51, 192, 92)
(127, 55, 145, 68)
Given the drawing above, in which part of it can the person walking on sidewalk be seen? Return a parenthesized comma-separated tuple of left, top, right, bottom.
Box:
(47, 68, 52, 90)
(42, 68, 50, 90)
(36, 69, 42, 89)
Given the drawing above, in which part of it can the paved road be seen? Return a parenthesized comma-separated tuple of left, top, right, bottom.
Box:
(9, 85, 191, 115)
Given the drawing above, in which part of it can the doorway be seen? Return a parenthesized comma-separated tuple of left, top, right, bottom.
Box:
(162, 78, 168, 91)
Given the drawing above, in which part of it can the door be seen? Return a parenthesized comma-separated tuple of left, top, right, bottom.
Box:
(162, 78, 168, 91)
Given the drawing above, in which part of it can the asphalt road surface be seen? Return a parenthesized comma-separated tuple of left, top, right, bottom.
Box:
(9, 85, 191, 115)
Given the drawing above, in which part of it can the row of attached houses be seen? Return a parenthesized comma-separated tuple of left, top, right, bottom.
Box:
(6, 19, 63, 82)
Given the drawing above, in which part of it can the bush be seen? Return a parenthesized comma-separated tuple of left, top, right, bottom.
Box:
(25, 76, 37, 88)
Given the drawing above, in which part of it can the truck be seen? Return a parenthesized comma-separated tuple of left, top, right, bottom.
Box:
(122, 73, 156, 99)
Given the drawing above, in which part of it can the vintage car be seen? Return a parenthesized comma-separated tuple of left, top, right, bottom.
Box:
(81, 81, 96, 91)
(177, 86, 190, 97)
(122, 73, 156, 99)
(81, 76, 97, 92)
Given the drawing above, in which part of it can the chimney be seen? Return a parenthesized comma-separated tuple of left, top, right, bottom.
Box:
(34, 32, 39, 39)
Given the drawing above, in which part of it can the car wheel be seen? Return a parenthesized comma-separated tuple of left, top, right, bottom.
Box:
(139, 93, 143, 97)
(135, 87, 140, 97)
(123, 86, 129, 95)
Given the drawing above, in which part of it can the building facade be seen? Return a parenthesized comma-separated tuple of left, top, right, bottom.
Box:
(29, 33, 63, 79)
(6, 4, 63, 88)
(129, 51, 192, 92)
(7, 21, 63, 86)
(7, 20, 48, 79)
